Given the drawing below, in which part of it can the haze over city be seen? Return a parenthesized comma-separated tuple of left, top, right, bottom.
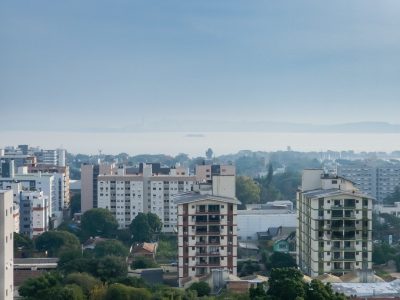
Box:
(1, 0, 400, 137)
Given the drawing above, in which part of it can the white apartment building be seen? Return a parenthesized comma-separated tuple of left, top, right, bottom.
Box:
(0, 190, 14, 300)
(28, 165, 70, 211)
(97, 163, 195, 231)
(297, 169, 373, 277)
(176, 175, 239, 287)
(20, 191, 50, 238)
(0, 171, 56, 216)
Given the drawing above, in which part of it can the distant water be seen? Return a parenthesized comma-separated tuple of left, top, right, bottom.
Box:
(1, 131, 400, 156)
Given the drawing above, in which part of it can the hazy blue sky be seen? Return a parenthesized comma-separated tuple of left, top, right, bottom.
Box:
(1, 0, 400, 130)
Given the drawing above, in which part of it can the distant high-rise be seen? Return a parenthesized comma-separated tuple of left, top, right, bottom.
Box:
(338, 161, 400, 202)
(297, 169, 373, 277)
(0, 190, 14, 300)
(97, 163, 195, 231)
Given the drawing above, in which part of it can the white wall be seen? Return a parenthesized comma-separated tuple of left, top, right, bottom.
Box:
(0, 190, 14, 300)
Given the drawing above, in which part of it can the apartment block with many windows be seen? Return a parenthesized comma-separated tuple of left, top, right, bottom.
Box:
(297, 169, 373, 277)
(97, 163, 195, 231)
(176, 173, 239, 287)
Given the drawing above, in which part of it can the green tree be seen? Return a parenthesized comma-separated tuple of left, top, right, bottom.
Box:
(35, 231, 80, 256)
(373, 243, 395, 265)
(111, 276, 148, 288)
(105, 283, 151, 300)
(130, 213, 151, 242)
(187, 281, 211, 297)
(272, 171, 301, 201)
(59, 257, 96, 275)
(238, 260, 261, 277)
(44, 284, 85, 300)
(94, 240, 129, 258)
(236, 176, 261, 208)
(131, 257, 158, 269)
(129, 212, 162, 242)
(64, 272, 102, 297)
(267, 268, 306, 300)
(147, 212, 163, 235)
(249, 284, 268, 300)
(267, 252, 297, 270)
(18, 272, 62, 299)
(96, 256, 128, 281)
(306, 280, 347, 300)
(81, 208, 119, 238)
(14, 232, 34, 257)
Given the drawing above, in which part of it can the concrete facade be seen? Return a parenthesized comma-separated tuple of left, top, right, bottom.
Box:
(338, 162, 400, 203)
(176, 173, 239, 287)
(0, 190, 14, 300)
(297, 169, 373, 277)
(20, 191, 50, 238)
(97, 164, 195, 231)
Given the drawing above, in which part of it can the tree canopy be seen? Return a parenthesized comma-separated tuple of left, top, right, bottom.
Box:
(81, 208, 119, 238)
(187, 281, 211, 297)
(236, 176, 261, 208)
(35, 231, 80, 256)
(94, 240, 129, 258)
(266, 252, 297, 270)
(129, 212, 162, 242)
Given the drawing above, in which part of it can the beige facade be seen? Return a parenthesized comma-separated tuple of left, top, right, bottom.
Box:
(176, 172, 239, 287)
(176, 194, 239, 287)
(195, 164, 235, 182)
(0, 190, 14, 300)
(297, 169, 373, 277)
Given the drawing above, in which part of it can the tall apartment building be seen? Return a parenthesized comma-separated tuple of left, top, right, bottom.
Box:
(337, 161, 400, 203)
(176, 174, 239, 287)
(81, 162, 116, 212)
(0, 170, 56, 215)
(28, 165, 70, 211)
(297, 169, 373, 277)
(97, 163, 195, 231)
(19, 191, 50, 238)
(0, 190, 14, 300)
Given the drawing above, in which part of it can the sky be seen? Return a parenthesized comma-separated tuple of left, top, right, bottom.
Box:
(1, 0, 400, 131)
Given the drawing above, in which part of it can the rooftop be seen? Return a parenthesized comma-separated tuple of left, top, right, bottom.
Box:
(302, 188, 373, 200)
(332, 280, 400, 297)
(173, 192, 241, 205)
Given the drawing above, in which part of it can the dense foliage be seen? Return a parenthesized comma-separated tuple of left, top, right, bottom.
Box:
(81, 208, 119, 238)
(129, 212, 162, 242)
(35, 230, 80, 256)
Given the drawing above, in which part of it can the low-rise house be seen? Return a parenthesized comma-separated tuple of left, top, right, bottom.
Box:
(132, 242, 157, 260)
